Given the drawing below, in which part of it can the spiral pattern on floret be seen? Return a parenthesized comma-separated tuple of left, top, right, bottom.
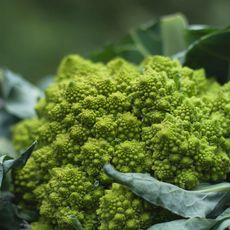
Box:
(97, 183, 154, 230)
(40, 165, 103, 229)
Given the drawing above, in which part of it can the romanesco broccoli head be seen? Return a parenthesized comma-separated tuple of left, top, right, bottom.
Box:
(12, 54, 230, 229)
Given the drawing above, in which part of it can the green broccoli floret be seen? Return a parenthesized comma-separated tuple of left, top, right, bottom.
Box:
(107, 92, 131, 114)
(130, 69, 177, 118)
(107, 58, 138, 92)
(12, 118, 43, 151)
(112, 141, 151, 173)
(196, 113, 225, 146)
(14, 158, 39, 203)
(57, 55, 107, 81)
(39, 165, 103, 229)
(12, 54, 230, 229)
(82, 95, 107, 117)
(172, 97, 204, 124)
(142, 55, 181, 79)
(92, 115, 117, 142)
(148, 115, 230, 188)
(211, 82, 230, 136)
(52, 133, 78, 164)
(179, 68, 209, 96)
(69, 123, 91, 144)
(32, 146, 57, 181)
(97, 183, 154, 230)
(174, 169, 199, 190)
(76, 138, 113, 179)
(116, 112, 141, 141)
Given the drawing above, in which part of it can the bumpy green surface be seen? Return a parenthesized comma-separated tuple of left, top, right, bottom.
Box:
(97, 183, 155, 230)
(13, 55, 230, 229)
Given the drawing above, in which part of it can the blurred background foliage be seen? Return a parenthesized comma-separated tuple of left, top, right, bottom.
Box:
(0, 0, 230, 82)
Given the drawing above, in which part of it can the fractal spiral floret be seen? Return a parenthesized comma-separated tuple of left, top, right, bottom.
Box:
(13, 55, 230, 229)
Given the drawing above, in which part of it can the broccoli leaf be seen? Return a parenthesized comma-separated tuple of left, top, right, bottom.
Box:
(91, 13, 229, 84)
(182, 29, 230, 84)
(0, 69, 43, 119)
(90, 21, 159, 64)
(148, 217, 217, 230)
(103, 164, 230, 218)
(0, 192, 35, 230)
(0, 163, 4, 191)
(91, 13, 187, 63)
(0, 142, 37, 229)
(185, 25, 220, 45)
(0, 141, 37, 189)
(0, 192, 23, 230)
(3, 141, 37, 173)
(148, 208, 230, 230)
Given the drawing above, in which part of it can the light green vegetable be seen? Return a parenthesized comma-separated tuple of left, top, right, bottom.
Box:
(12, 54, 230, 229)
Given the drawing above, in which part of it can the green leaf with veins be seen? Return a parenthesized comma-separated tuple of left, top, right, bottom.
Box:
(185, 25, 220, 45)
(148, 208, 230, 230)
(103, 164, 230, 219)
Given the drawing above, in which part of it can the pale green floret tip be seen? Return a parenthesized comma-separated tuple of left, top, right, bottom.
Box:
(142, 55, 181, 80)
(57, 55, 107, 81)
(12, 54, 230, 229)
